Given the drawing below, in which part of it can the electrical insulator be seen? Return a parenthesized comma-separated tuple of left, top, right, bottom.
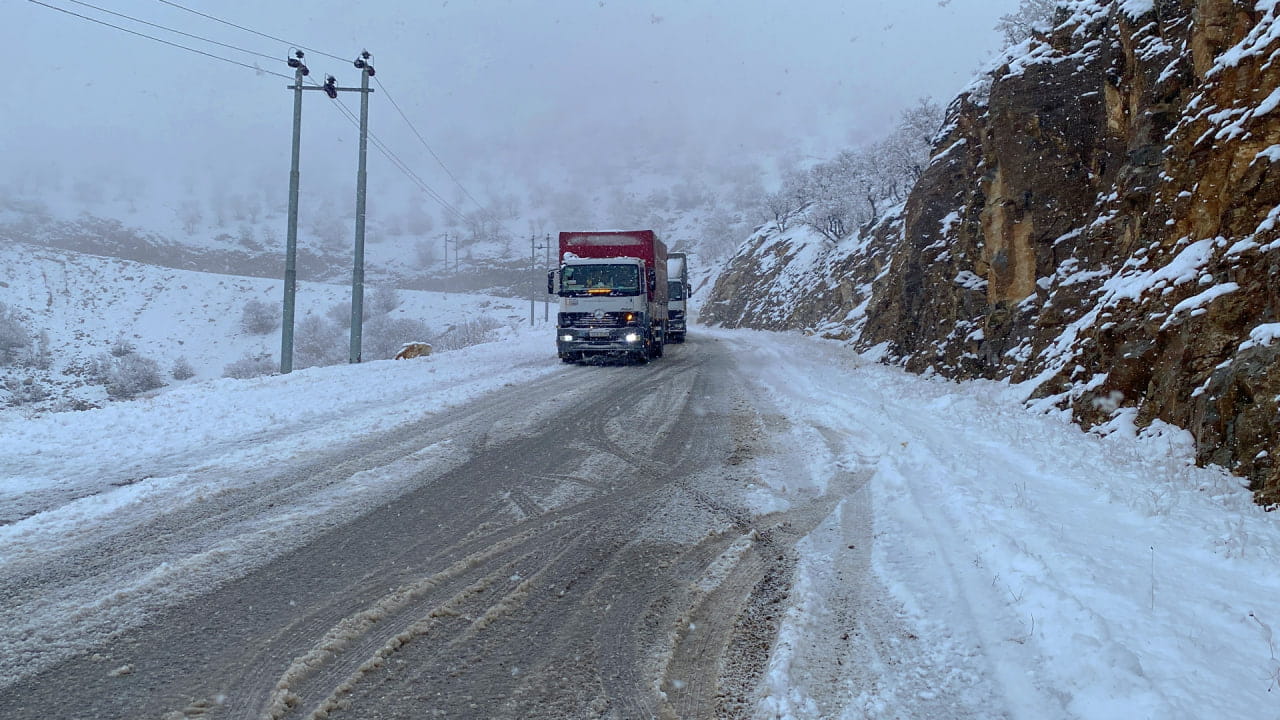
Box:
(323, 75, 337, 99)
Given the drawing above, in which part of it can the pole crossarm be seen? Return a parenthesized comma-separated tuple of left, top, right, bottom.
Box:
(288, 86, 374, 93)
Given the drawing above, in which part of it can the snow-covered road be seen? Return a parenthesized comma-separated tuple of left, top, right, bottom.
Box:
(1, 327, 1277, 719)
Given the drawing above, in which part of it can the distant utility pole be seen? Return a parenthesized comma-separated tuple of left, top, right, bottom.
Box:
(442, 232, 459, 277)
(348, 51, 376, 365)
(530, 234, 537, 325)
(535, 233, 553, 323)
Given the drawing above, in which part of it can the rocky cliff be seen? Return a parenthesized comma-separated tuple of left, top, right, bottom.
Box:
(704, 0, 1280, 501)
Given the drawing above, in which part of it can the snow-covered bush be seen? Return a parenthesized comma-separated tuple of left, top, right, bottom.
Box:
(294, 315, 345, 368)
(327, 300, 354, 328)
(93, 351, 165, 399)
(223, 353, 275, 379)
(0, 303, 32, 364)
(20, 330, 53, 370)
(109, 335, 136, 358)
(3, 375, 48, 407)
(241, 298, 281, 335)
(325, 287, 400, 329)
(367, 286, 403, 315)
(432, 315, 502, 352)
(361, 315, 434, 360)
(171, 356, 196, 380)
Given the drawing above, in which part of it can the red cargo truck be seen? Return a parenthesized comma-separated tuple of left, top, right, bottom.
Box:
(548, 230, 668, 364)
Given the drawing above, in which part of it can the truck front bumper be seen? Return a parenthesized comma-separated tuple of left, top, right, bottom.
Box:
(557, 327, 645, 355)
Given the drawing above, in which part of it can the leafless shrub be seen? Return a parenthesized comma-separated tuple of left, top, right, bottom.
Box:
(109, 335, 136, 358)
(361, 315, 433, 360)
(0, 303, 32, 365)
(326, 287, 404, 330)
(3, 375, 48, 407)
(295, 315, 346, 368)
(171, 356, 196, 380)
(93, 351, 165, 399)
(223, 353, 276, 379)
(367, 286, 403, 315)
(241, 299, 281, 335)
(431, 315, 503, 352)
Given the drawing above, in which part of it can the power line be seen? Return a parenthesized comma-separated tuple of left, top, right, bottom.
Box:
(61, 0, 280, 63)
(313, 81, 467, 223)
(154, 0, 349, 63)
(37, 0, 478, 225)
(141, 1, 465, 220)
(373, 75, 487, 214)
(27, 0, 292, 79)
(152, 0, 487, 222)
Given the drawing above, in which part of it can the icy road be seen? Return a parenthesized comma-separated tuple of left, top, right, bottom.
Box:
(1, 329, 1277, 719)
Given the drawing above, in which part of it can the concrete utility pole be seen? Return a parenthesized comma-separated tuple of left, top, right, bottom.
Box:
(348, 51, 375, 364)
(534, 234, 552, 323)
(280, 51, 308, 375)
(529, 234, 536, 326)
(443, 232, 458, 278)
(278, 50, 374, 373)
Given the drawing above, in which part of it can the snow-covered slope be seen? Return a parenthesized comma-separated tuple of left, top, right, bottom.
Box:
(0, 241, 526, 411)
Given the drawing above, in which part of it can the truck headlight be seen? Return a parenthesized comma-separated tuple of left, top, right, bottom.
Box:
(561, 334, 574, 342)
(624, 332, 640, 343)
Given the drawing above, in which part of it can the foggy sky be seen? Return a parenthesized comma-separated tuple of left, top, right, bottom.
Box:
(1, 0, 1021, 219)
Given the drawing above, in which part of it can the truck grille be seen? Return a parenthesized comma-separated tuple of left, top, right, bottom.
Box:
(560, 312, 631, 328)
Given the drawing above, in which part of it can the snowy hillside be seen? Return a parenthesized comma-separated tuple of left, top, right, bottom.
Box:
(0, 242, 529, 413)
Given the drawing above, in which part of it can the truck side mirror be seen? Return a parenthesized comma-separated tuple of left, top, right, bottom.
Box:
(546, 269, 556, 295)
(647, 269, 656, 292)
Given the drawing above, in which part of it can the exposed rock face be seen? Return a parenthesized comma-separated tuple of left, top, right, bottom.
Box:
(704, 0, 1280, 501)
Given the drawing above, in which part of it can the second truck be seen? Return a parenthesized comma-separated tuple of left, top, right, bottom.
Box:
(666, 252, 691, 343)
(549, 230, 668, 364)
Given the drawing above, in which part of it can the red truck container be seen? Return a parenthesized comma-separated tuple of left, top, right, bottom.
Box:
(549, 230, 668, 364)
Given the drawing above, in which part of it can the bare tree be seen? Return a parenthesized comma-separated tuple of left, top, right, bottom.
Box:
(754, 97, 944, 243)
(996, 0, 1059, 47)
(763, 190, 799, 233)
(0, 303, 30, 364)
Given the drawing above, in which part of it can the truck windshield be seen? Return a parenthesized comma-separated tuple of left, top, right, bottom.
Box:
(561, 264, 641, 296)
(667, 280, 685, 301)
